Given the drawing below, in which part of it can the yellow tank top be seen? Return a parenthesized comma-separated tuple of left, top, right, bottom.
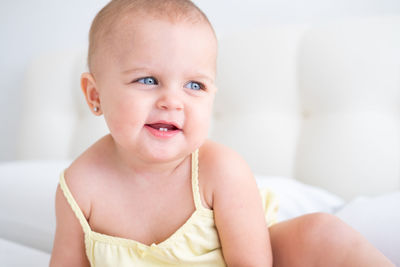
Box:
(59, 149, 278, 266)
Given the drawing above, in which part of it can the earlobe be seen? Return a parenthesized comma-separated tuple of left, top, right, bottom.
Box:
(81, 72, 102, 115)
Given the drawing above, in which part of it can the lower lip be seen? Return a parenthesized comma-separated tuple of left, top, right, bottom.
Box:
(144, 125, 181, 139)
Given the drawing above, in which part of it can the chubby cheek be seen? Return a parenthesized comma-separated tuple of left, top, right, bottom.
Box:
(187, 101, 214, 144)
(102, 96, 146, 141)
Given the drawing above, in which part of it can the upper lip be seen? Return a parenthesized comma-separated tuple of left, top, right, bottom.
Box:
(145, 120, 182, 130)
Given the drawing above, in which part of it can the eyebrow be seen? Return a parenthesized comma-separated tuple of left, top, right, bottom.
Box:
(121, 67, 151, 75)
(191, 73, 215, 84)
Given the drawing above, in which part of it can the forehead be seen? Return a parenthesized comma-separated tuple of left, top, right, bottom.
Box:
(102, 15, 217, 72)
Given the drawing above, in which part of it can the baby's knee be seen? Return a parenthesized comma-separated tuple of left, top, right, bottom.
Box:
(298, 212, 359, 249)
(270, 212, 370, 266)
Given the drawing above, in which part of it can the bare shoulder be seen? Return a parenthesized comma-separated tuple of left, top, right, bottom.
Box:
(51, 136, 112, 266)
(198, 140, 255, 208)
(199, 139, 253, 183)
(199, 141, 271, 266)
(63, 134, 113, 218)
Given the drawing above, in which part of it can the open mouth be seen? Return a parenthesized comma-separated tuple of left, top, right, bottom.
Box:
(145, 123, 181, 132)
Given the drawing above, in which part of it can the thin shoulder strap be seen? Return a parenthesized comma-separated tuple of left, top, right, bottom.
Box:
(191, 149, 204, 211)
(59, 171, 91, 234)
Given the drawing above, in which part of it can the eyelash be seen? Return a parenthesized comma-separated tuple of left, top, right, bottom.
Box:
(185, 81, 205, 91)
(134, 77, 206, 91)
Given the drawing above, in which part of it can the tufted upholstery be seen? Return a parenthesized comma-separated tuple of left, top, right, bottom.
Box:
(17, 16, 400, 200)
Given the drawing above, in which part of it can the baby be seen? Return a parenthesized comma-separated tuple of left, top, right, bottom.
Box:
(50, 0, 394, 266)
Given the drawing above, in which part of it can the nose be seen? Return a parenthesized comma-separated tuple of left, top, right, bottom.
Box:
(156, 89, 184, 111)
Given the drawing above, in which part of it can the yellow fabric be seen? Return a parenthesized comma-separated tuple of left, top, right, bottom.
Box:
(59, 149, 278, 266)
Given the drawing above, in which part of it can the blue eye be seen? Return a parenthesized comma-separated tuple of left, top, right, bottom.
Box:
(137, 77, 157, 85)
(185, 81, 202, 90)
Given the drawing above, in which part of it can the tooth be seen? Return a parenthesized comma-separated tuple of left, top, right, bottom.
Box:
(159, 128, 167, 132)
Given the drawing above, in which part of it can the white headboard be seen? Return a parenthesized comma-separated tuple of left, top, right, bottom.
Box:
(17, 16, 400, 200)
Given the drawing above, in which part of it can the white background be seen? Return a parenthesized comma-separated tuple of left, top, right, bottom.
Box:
(1, 0, 400, 161)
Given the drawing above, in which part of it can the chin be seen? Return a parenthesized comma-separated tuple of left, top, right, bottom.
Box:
(143, 141, 206, 163)
(139, 144, 183, 162)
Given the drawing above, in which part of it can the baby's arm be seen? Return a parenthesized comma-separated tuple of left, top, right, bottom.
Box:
(49, 174, 90, 267)
(201, 141, 272, 267)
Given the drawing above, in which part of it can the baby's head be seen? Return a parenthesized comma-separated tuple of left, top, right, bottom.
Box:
(82, 0, 218, 160)
(87, 0, 216, 73)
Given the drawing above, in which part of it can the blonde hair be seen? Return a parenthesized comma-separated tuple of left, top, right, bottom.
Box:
(88, 0, 214, 72)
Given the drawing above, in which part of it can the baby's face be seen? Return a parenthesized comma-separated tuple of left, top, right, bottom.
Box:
(92, 16, 217, 161)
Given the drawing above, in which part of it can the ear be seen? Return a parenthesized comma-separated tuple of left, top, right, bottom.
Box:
(81, 72, 102, 115)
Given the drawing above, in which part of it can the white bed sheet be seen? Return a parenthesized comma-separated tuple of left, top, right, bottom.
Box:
(255, 175, 345, 222)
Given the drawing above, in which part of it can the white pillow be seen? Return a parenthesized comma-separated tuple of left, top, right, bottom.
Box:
(335, 192, 400, 266)
(0, 160, 71, 253)
(0, 237, 50, 266)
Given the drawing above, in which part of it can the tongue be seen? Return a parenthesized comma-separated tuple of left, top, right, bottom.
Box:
(148, 123, 177, 130)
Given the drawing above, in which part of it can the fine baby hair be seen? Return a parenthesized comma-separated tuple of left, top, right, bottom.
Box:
(50, 0, 395, 266)
(87, 0, 214, 72)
